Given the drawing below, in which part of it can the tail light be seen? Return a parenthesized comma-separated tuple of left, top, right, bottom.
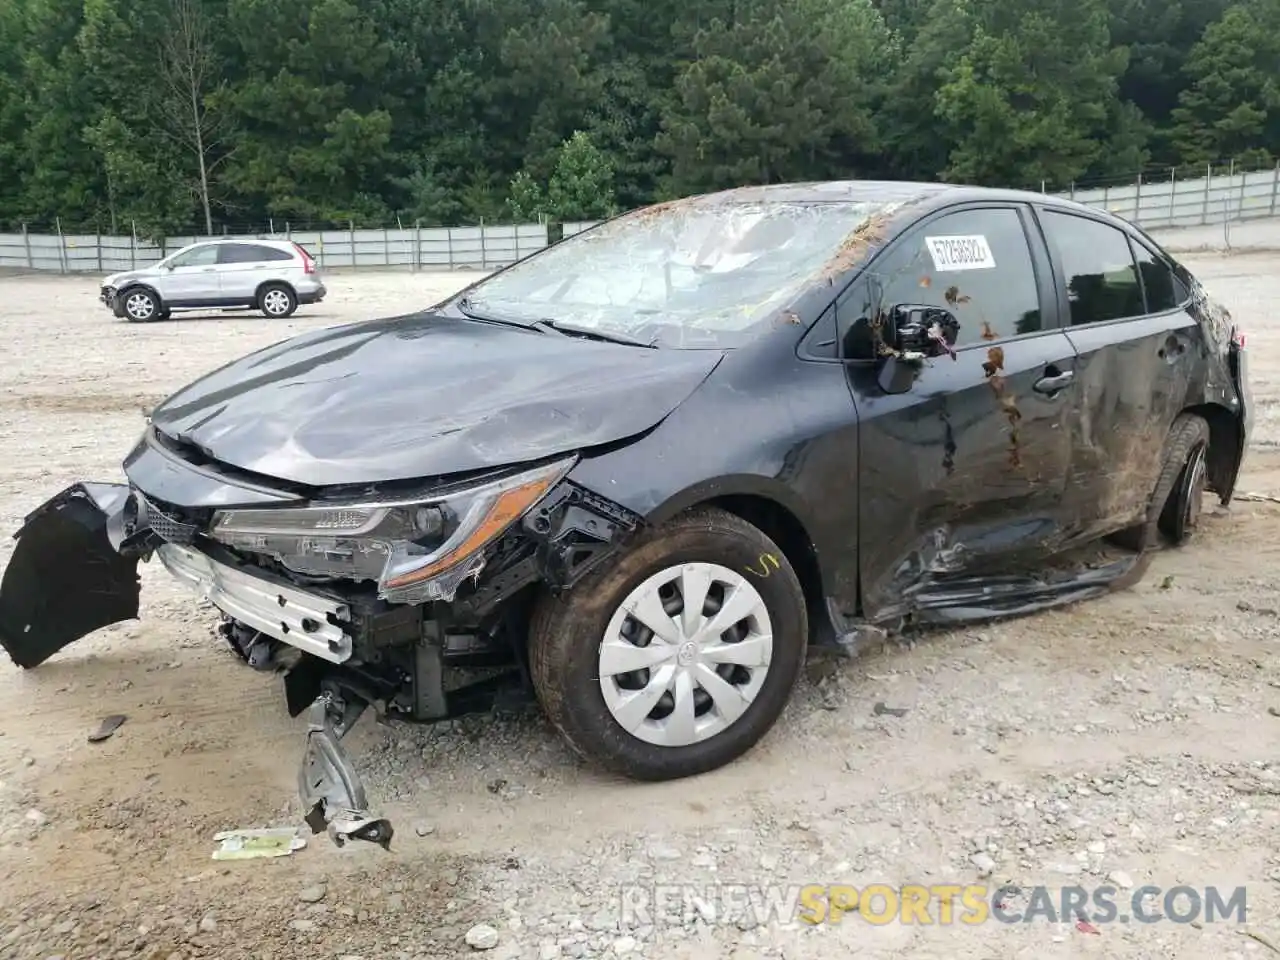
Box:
(293, 242, 317, 274)
(1231, 326, 1246, 349)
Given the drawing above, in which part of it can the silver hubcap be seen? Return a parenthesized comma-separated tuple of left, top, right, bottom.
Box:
(598, 562, 774, 748)
(126, 293, 154, 319)
(263, 290, 291, 314)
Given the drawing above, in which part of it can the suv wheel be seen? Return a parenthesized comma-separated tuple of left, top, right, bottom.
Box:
(121, 288, 160, 322)
(529, 506, 807, 781)
(259, 283, 297, 319)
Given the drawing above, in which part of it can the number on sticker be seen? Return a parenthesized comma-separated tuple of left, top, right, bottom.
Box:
(925, 235, 996, 272)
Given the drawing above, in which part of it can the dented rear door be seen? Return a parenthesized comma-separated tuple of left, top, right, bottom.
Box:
(840, 203, 1081, 619)
(1035, 208, 1204, 536)
(0, 483, 141, 668)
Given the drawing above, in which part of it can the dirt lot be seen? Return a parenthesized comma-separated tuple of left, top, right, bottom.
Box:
(0, 259, 1277, 960)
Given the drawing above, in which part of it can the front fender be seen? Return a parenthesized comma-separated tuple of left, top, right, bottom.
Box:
(640, 472, 822, 532)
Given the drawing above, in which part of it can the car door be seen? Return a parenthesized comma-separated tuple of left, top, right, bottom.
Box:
(160, 244, 221, 304)
(216, 243, 276, 301)
(836, 203, 1080, 619)
(1033, 206, 1202, 536)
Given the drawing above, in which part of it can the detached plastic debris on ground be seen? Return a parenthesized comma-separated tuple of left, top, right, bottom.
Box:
(212, 826, 308, 860)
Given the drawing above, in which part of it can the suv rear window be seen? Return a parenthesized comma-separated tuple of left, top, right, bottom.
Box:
(217, 244, 295, 264)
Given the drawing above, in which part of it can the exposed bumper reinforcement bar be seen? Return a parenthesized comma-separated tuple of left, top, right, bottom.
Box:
(156, 543, 354, 664)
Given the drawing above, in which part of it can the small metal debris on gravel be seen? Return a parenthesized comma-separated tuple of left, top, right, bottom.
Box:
(87, 714, 127, 743)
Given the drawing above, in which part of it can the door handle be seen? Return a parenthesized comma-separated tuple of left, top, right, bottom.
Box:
(1033, 370, 1074, 394)
(201, 267, 216, 272)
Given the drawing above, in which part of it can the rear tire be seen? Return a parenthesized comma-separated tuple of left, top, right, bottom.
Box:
(121, 288, 160, 323)
(528, 506, 808, 781)
(259, 283, 297, 319)
(1110, 413, 1211, 552)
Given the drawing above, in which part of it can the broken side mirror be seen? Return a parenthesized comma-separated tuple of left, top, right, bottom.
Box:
(877, 355, 919, 394)
(875, 304, 961, 395)
(884, 304, 961, 363)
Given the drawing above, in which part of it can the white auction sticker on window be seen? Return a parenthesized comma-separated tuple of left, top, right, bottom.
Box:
(925, 235, 996, 271)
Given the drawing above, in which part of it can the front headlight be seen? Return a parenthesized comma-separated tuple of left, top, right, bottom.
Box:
(208, 457, 575, 603)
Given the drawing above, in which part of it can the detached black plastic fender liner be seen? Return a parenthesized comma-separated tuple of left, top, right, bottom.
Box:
(0, 482, 143, 669)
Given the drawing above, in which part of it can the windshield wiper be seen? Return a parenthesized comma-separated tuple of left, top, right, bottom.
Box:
(533, 319, 658, 349)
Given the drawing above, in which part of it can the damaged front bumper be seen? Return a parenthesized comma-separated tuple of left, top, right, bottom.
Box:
(0, 449, 642, 850)
(0, 482, 392, 849)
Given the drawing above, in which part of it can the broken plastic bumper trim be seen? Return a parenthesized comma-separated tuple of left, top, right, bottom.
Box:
(156, 543, 353, 664)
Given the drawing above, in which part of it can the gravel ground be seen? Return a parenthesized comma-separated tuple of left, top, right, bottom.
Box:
(0, 259, 1278, 960)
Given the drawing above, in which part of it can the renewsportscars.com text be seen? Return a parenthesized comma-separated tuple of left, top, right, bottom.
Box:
(618, 883, 1248, 928)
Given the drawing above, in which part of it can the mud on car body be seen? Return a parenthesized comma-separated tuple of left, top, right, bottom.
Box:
(0, 181, 1252, 847)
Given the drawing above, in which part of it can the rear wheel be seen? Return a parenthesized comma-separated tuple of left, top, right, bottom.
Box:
(528, 506, 807, 781)
(259, 283, 297, 319)
(1111, 413, 1211, 551)
(121, 288, 160, 323)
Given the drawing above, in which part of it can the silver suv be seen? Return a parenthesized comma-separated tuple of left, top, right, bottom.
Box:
(101, 238, 327, 322)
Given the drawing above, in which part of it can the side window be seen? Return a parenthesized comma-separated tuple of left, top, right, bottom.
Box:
(217, 244, 260, 264)
(256, 245, 295, 261)
(836, 207, 1042, 357)
(1131, 241, 1181, 313)
(1040, 211, 1144, 325)
(169, 245, 219, 268)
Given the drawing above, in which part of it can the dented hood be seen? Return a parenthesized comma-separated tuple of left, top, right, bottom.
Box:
(147, 312, 723, 487)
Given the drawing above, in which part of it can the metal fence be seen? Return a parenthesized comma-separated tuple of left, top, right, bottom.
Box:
(0, 222, 550, 274)
(6, 165, 1280, 275)
(1062, 165, 1280, 230)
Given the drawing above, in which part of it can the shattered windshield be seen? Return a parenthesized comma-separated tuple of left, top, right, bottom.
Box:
(455, 198, 897, 348)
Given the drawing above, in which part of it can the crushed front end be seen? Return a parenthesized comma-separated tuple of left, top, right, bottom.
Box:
(0, 427, 641, 847)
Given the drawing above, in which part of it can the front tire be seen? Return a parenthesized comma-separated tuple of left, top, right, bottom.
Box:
(121, 288, 160, 322)
(259, 283, 297, 318)
(529, 506, 808, 781)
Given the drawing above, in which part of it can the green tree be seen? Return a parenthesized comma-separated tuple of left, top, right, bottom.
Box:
(932, 0, 1134, 187)
(218, 0, 396, 224)
(1170, 2, 1280, 165)
(656, 0, 892, 194)
(506, 170, 546, 222)
(83, 112, 190, 238)
(547, 131, 617, 220)
(4, 0, 1280, 230)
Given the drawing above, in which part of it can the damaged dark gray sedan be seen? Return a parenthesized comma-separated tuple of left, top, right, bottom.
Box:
(0, 181, 1252, 847)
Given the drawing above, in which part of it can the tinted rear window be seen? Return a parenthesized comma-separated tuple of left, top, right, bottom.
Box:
(1040, 211, 1144, 325)
(217, 244, 295, 264)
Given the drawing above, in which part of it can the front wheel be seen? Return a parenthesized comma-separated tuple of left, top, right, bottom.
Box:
(529, 506, 808, 781)
(121, 288, 160, 322)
